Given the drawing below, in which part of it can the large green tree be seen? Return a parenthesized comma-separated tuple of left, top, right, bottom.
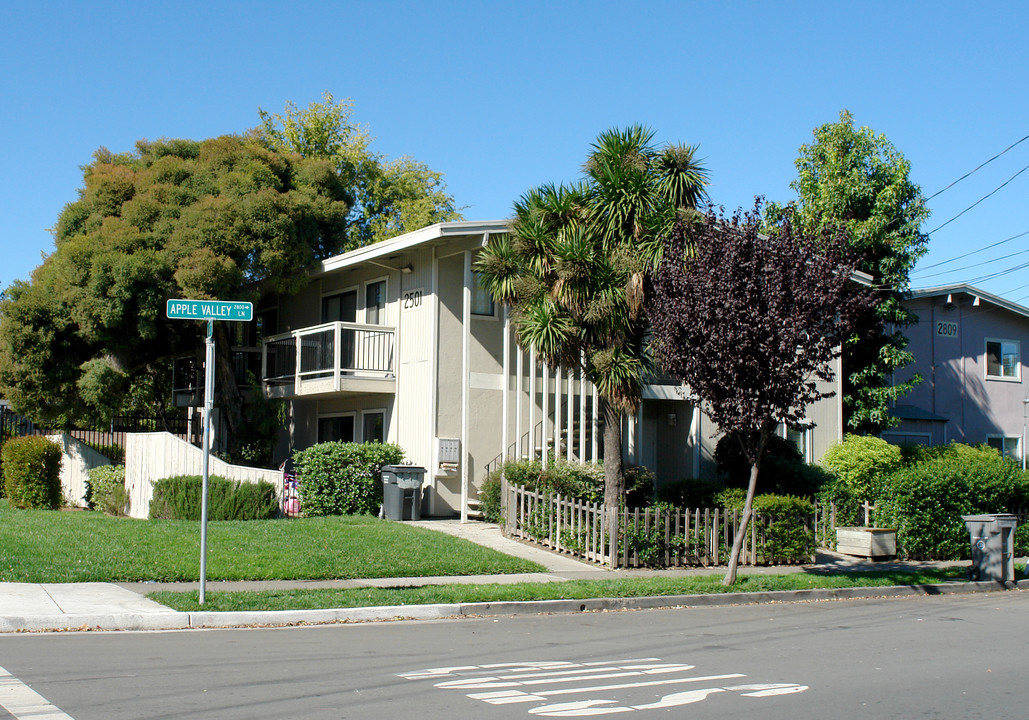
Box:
(475, 125, 708, 508)
(259, 92, 462, 250)
(1, 97, 462, 464)
(0, 134, 350, 460)
(767, 110, 930, 433)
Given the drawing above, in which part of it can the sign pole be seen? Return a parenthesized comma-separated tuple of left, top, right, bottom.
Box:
(199, 319, 215, 605)
(165, 299, 253, 606)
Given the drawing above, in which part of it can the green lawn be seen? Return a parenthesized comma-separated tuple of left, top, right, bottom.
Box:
(151, 567, 973, 612)
(0, 500, 544, 582)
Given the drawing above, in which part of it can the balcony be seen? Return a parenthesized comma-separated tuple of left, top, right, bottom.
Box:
(262, 322, 396, 399)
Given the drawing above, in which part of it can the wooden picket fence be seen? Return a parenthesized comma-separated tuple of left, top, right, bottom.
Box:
(504, 482, 819, 569)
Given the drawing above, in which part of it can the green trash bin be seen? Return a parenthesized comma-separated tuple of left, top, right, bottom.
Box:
(381, 465, 426, 521)
(962, 513, 1017, 583)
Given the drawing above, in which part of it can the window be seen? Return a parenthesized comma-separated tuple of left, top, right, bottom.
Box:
(318, 415, 355, 443)
(786, 426, 811, 463)
(471, 272, 495, 317)
(323, 290, 357, 323)
(362, 410, 385, 444)
(256, 309, 278, 340)
(985, 339, 1020, 379)
(987, 435, 1020, 462)
(365, 280, 387, 325)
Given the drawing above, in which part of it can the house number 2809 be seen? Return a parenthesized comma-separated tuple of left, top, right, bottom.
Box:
(936, 321, 958, 337)
(402, 289, 424, 310)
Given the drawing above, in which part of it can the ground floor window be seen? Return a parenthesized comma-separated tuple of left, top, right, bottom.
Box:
(778, 423, 812, 463)
(362, 410, 385, 443)
(318, 414, 355, 443)
(986, 435, 1020, 461)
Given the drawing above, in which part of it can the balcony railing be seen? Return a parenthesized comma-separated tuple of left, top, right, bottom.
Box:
(262, 321, 395, 396)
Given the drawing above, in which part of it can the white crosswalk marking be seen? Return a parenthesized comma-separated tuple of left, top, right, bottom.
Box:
(0, 666, 74, 720)
(399, 656, 808, 716)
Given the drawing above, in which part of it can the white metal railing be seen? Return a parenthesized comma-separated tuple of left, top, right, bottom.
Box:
(262, 321, 395, 394)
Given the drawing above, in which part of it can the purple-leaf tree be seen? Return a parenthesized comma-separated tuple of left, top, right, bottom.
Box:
(648, 202, 870, 585)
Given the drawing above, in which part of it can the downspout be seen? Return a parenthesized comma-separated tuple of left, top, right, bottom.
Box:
(429, 246, 440, 514)
(502, 304, 510, 461)
(461, 249, 472, 522)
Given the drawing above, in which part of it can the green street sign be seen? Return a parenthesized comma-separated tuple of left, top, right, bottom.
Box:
(166, 299, 253, 322)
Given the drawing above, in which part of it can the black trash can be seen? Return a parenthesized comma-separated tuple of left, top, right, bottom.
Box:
(381, 465, 427, 521)
(962, 513, 1017, 583)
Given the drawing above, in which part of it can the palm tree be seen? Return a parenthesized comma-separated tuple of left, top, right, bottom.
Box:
(475, 125, 708, 508)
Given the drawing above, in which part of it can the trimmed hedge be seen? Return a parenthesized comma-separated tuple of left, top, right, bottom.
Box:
(875, 444, 1029, 559)
(2, 436, 63, 509)
(292, 441, 405, 516)
(717, 489, 816, 563)
(85, 464, 128, 516)
(148, 475, 279, 520)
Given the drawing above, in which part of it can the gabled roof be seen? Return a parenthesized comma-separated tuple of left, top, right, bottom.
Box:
(317, 220, 510, 276)
(907, 283, 1029, 321)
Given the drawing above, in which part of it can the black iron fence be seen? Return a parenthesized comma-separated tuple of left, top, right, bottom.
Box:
(0, 408, 197, 475)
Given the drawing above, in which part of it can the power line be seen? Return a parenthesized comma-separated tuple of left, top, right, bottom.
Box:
(915, 229, 1029, 272)
(926, 133, 1029, 201)
(912, 244, 1029, 280)
(965, 258, 1029, 285)
(927, 162, 1029, 235)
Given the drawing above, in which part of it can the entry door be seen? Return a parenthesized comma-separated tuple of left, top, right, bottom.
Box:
(322, 290, 357, 370)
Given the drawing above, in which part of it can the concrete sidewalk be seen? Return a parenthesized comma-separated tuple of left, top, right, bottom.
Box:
(0, 519, 1016, 633)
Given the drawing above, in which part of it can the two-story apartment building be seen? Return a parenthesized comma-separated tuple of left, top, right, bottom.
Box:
(252, 220, 846, 518)
(887, 284, 1029, 461)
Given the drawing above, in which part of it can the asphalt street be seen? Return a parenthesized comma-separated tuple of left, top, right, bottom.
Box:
(0, 591, 1026, 719)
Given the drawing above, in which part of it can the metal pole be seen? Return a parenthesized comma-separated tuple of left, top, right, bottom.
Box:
(1022, 397, 1028, 472)
(200, 319, 215, 605)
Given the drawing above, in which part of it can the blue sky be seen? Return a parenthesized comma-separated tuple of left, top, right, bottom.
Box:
(3, 1, 1028, 300)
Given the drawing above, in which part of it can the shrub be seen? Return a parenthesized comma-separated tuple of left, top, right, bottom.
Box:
(655, 477, 722, 509)
(479, 472, 503, 524)
(292, 441, 405, 516)
(714, 433, 826, 497)
(2, 436, 63, 509)
(85, 464, 128, 515)
(715, 490, 815, 563)
(875, 443, 1029, 559)
(488, 459, 654, 509)
(820, 434, 903, 501)
(148, 475, 279, 520)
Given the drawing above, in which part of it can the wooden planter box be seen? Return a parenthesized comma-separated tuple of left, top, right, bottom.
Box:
(836, 527, 897, 559)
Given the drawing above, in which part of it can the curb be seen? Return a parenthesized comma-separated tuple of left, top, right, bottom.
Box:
(3, 580, 1023, 633)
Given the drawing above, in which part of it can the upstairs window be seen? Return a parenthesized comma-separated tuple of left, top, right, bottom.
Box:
(986, 339, 1020, 380)
(365, 280, 387, 325)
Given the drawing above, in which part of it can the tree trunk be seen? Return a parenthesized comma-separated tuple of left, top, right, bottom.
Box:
(600, 396, 625, 566)
(723, 455, 761, 586)
(600, 396, 625, 507)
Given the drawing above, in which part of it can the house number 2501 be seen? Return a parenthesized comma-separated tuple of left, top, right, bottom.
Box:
(402, 289, 424, 310)
(936, 321, 958, 337)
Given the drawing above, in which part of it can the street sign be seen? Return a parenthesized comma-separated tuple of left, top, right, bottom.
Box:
(166, 299, 253, 322)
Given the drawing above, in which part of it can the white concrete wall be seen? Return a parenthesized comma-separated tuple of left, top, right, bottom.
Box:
(123, 432, 282, 519)
(48, 433, 114, 508)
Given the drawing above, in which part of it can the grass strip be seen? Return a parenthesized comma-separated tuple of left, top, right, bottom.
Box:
(0, 500, 543, 582)
(150, 567, 974, 612)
